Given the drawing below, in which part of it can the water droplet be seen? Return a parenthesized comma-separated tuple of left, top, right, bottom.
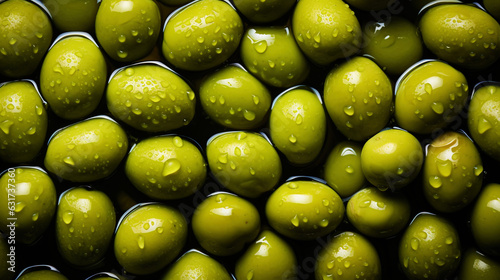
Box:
(445, 236, 453, 245)
(343, 106, 354, 116)
(117, 50, 128, 58)
(289, 135, 297, 143)
(397, 168, 404, 175)
(244, 110, 255, 121)
(9, 38, 16, 45)
(35, 105, 43, 116)
(69, 227, 74, 233)
(247, 270, 254, 280)
(63, 211, 74, 224)
(144, 223, 150, 230)
(219, 96, 225, 105)
(337, 268, 343, 275)
(478, 117, 492, 134)
(344, 261, 351, 268)
(345, 166, 354, 174)
(254, 40, 267, 53)
(137, 235, 145, 249)
(314, 32, 321, 43)
(121, 247, 127, 254)
(474, 165, 483, 176)
(425, 83, 433, 94)
(218, 154, 228, 164)
(411, 238, 419, 250)
(437, 160, 452, 177)
(14, 202, 25, 213)
(288, 182, 298, 189)
(32, 213, 39, 221)
(436, 258, 445, 267)
(291, 215, 300, 227)
(132, 108, 142, 115)
(429, 176, 442, 189)
(118, 35, 126, 43)
(319, 219, 329, 228)
(0, 120, 13, 134)
(431, 102, 444, 114)
(63, 157, 75, 166)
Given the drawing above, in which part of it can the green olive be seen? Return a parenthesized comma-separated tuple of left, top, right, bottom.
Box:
(199, 64, 272, 129)
(420, 4, 500, 69)
(125, 135, 207, 200)
(192, 192, 261, 256)
(471, 183, 500, 257)
(162, 0, 243, 71)
(40, 35, 107, 120)
(292, 0, 362, 65)
(266, 180, 344, 240)
(95, 0, 161, 62)
(468, 84, 500, 160)
(114, 203, 187, 275)
(270, 87, 326, 165)
(395, 60, 468, 135)
(0, 81, 48, 163)
(0, 167, 56, 245)
(42, 0, 99, 32)
(206, 131, 282, 198)
(484, 0, 500, 20)
(315, 231, 381, 280)
(399, 213, 461, 280)
(233, 0, 296, 23)
(162, 249, 232, 280)
(344, 0, 391, 11)
(17, 269, 68, 280)
(458, 248, 500, 280)
(0, 235, 13, 280)
(324, 56, 393, 141)
(235, 229, 297, 280)
(44, 116, 128, 182)
(0, 0, 52, 78)
(361, 129, 424, 191)
(323, 141, 366, 198)
(423, 131, 483, 213)
(240, 26, 310, 88)
(347, 186, 410, 238)
(56, 187, 116, 267)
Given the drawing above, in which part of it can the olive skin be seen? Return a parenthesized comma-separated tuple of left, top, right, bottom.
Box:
(324, 56, 393, 141)
(270, 88, 326, 165)
(468, 84, 500, 160)
(0, 0, 53, 78)
(125, 135, 207, 200)
(315, 231, 382, 280)
(420, 4, 500, 69)
(44, 117, 128, 182)
(233, 0, 296, 23)
(162, 0, 243, 71)
(17, 270, 69, 280)
(240, 27, 310, 88)
(0, 81, 48, 163)
(162, 250, 232, 280)
(95, 0, 161, 62)
(206, 131, 282, 198)
(56, 187, 116, 267)
(458, 248, 500, 280)
(471, 183, 500, 257)
(199, 65, 272, 129)
(42, 0, 99, 32)
(40, 35, 107, 120)
(399, 213, 461, 280)
(347, 187, 410, 238)
(395, 61, 468, 135)
(0, 168, 56, 245)
(266, 181, 345, 241)
(235, 229, 297, 280)
(192, 192, 261, 256)
(423, 131, 483, 213)
(114, 204, 188, 275)
(292, 0, 362, 65)
(361, 129, 424, 191)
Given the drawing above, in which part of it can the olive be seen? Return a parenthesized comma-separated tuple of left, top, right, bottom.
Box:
(162, 249, 232, 280)
(458, 248, 500, 280)
(233, 0, 296, 23)
(17, 269, 68, 280)
(471, 183, 500, 257)
(41, 0, 99, 32)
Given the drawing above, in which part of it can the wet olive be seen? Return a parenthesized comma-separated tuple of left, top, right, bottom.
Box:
(471, 183, 500, 257)
(233, 0, 296, 23)
(17, 269, 68, 280)
(162, 249, 232, 280)
(42, 0, 99, 32)
(458, 248, 500, 280)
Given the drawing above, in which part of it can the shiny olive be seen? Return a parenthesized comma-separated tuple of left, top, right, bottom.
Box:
(315, 231, 382, 280)
(17, 270, 68, 280)
(266, 181, 344, 240)
(395, 60, 468, 135)
(399, 213, 461, 280)
(162, 249, 232, 280)
(233, 0, 296, 23)
(471, 183, 500, 257)
(0, 81, 48, 163)
(192, 192, 261, 256)
(42, 0, 99, 32)
(270, 87, 326, 165)
(458, 248, 500, 280)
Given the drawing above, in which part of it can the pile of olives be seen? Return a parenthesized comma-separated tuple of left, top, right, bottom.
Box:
(0, 0, 500, 279)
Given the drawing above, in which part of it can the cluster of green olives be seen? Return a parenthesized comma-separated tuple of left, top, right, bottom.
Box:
(1, 0, 500, 279)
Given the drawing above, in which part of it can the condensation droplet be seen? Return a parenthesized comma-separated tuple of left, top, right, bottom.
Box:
(162, 158, 181, 177)
(437, 160, 452, 178)
(429, 176, 442, 189)
(254, 40, 267, 53)
(63, 156, 75, 166)
(63, 211, 74, 224)
(291, 215, 299, 227)
(411, 238, 419, 250)
(137, 235, 145, 249)
(431, 102, 444, 114)
(478, 117, 492, 134)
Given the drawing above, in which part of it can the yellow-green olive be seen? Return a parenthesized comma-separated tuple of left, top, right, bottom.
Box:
(17, 270, 68, 280)
(233, 0, 296, 23)
(162, 249, 232, 280)
(458, 248, 500, 280)
(42, 0, 99, 32)
(471, 183, 500, 257)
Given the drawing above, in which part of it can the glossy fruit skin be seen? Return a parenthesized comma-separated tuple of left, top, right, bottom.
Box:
(0, 0, 53, 78)
(162, 249, 232, 280)
(395, 61, 468, 135)
(233, 0, 296, 23)
(240, 27, 310, 88)
(347, 187, 410, 238)
(199, 65, 272, 129)
(95, 0, 161, 62)
(361, 129, 424, 191)
(420, 4, 500, 69)
(162, 0, 243, 71)
(315, 231, 381, 280)
(468, 84, 500, 160)
(40, 35, 107, 120)
(458, 248, 500, 280)
(471, 183, 500, 257)
(344, 0, 391, 11)
(207, 131, 282, 198)
(42, 0, 99, 32)
(125, 135, 207, 200)
(292, 0, 362, 65)
(363, 17, 423, 76)
(0, 81, 48, 163)
(235, 229, 297, 280)
(399, 213, 461, 280)
(56, 187, 116, 267)
(266, 181, 344, 240)
(192, 192, 260, 256)
(423, 131, 483, 213)
(114, 204, 187, 275)
(17, 270, 69, 280)
(324, 56, 393, 141)
(323, 141, 366, 198)
(0, 168, 56, 245)
(270, 88, 326, 165)
(44, 117, 128, 182)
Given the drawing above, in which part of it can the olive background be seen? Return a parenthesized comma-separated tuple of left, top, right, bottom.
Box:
(1, 0, 500, 279)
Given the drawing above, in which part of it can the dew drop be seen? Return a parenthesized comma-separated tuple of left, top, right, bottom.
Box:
(411, 238, 419, 250)
(118, 35, 126, 43)
(291, 215, 300, 227)
(319, 219, 329, 228)
(218, 154, 228, 164)
(322, 199, 330, 207)
(254, 40, 267, 53)
(431, 102, 444, 114)
(117, 50, 128, 58)
(425, 83, 433, 94)
(289, 134, 297, 144)
(63, 211, 74, 224)
(478, 117, 492, 134)
(173, 136, 183, 147)
(137, 235, 145, 249)
(162, 158, 181, 177)
(345, 166, 354, 174)
(343, 106, 354, 116)
(437, 160, 452, 177)
(296, 114, 303, 125)
(14, 202, 25, 213)
(445, 236, 453, 245)
(132, 108, 142, 115)
(35, 105, 43, 116)
(244, 110, 256, 121)
(252, 95, 260, 105)
(474, 165, 483, 176)
(63, 157, 75, 166)
(247, 270, 254, 280)
(32, 212, 39, 221)
(429, 176, 442, 189)
(0, 120, 13, 134)
(288, 182, 298, 189)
